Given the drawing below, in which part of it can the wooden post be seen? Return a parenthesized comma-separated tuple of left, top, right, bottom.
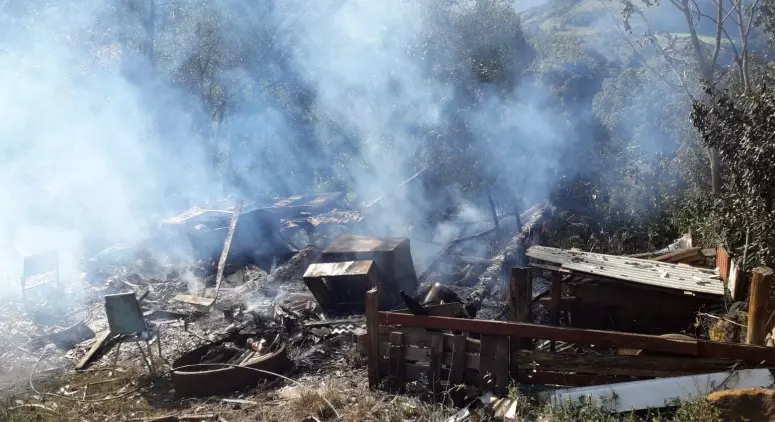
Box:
(509, 267, 533, 352)
(388, 332, 404, 393)
(730, 259, 747, 302)
(449, 335, 467, 406)
(427, 333, 444, 401)
(366, 288, 380, 388)
(747, 267, 774, 345)
(510, 267, 532, 323)
(550, 271, 562, 352)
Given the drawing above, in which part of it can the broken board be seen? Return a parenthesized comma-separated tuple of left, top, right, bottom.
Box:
(172, 294, 215, 309)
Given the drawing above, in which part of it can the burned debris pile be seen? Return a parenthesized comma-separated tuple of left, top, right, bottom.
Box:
(3, 189, 775, 421)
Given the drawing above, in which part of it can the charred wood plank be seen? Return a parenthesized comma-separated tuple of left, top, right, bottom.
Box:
(366, 289, 380, 388)
(388, 332, 404, 392)
(449, 335, 467, 405)
(515, 350, 746, 378)
(652, 247, 703, 263)
(210, 199, 243, 310)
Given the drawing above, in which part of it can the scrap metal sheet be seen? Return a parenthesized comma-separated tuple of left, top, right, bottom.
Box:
(527, 246, 725, 296)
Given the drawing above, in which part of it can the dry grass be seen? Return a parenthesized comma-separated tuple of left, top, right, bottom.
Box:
(0, 357, 725, 422)
(0, 361, 451, 422)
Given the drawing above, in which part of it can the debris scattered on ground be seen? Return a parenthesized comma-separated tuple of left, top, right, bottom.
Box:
(2, 197, 771, 422)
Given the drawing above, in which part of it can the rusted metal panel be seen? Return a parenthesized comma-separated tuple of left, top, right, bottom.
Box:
(716, 247, 731, 282)
(170, 334, 291, 397)
(320, 235, 418, 306)
(303, 260, 376, 278)
(303, 260, 389, 313)
(526, 246, 725, 296)
(323, 234, 407, 254)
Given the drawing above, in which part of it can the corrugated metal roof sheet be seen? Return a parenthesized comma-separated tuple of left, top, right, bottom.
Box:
(526, 246, 725, 296)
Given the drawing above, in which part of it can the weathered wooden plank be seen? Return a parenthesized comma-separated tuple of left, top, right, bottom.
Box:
(550, 271, 562, 352)
(729, 259, 747, 302)
(652, 247, 702, 263)
(515, 351, 746, 378)
(378, 341, 478, 367)
(517, 371, 643, 387)
(479, 335, 497, 392)
(492, 337, 510, 395)
(391, 361, 480, 386)
(392, 302, 468, 318)
(510, 267, 533, 323)
(76, 331, 114, 370)
(211, 199, 243, 309)
(427, 333, 444, 400)
(377, 327, 481, 353)
(366, 289, 380, 388)
(449, 335, 467, 405)
(389, 332, 404, 392)
(510, 267, 533, 354)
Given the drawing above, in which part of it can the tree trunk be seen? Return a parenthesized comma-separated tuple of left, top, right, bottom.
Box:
(709, 147, 722, 195)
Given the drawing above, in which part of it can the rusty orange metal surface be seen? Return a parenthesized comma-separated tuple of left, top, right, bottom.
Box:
(716, 247, 731, 282)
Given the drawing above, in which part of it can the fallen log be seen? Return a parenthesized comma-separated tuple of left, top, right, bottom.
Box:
(464, 206, 551, 316)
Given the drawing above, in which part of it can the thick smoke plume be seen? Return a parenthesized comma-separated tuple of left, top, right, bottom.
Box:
(0, 0, 580, 295)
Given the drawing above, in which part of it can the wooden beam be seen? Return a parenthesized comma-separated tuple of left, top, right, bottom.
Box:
(510, 267, 533, 352)
(729, 259, 747, 302)
(449, 335, 467, 405)
(479, 335, 497, 392)
(366, 289, 380, 388)
(550, 271, 562, 351)
(75, 331, 114, 370)
(529, 263, 570, 273)
(510, 267, 532, 323)
(517, 371, 642, 387)
(747, 267, 774, 345)
(388, 332, 404, 392)
(377, 312, 775, 364)
(210, 199, 243, 310)
(515, 351, 746, 378)
(652, 247, 702, 263)
(427, 333, 444, 400)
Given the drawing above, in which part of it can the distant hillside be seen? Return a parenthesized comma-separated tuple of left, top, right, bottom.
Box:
(517, 0, 757, 66)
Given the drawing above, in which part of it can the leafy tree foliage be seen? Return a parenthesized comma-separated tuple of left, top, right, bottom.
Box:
(691, 77, 775, 266)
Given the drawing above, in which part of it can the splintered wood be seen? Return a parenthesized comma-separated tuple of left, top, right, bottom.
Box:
(211, 199, 244, 309)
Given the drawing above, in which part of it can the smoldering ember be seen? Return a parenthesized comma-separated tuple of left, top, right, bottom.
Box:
(4, 0, 775, 421)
